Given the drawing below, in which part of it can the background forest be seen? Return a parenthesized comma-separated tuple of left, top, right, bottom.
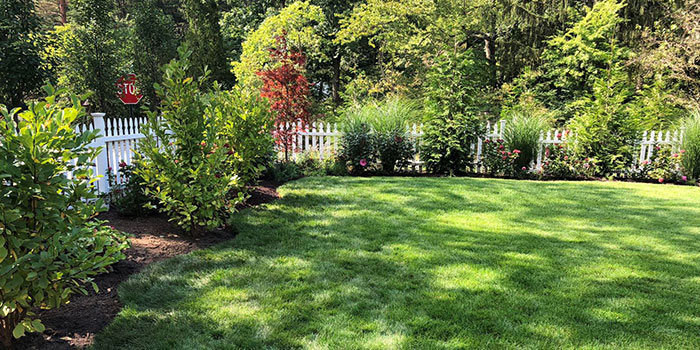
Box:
(1, 0, 699, 127)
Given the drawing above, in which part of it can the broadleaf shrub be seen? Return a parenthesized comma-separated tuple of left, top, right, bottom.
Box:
(481, 139, 522, 177)
(106, 162, 154, 217)
(632, 145, 687, 183)
(136, 47, 243, 235)
(0, 87, 128, 348)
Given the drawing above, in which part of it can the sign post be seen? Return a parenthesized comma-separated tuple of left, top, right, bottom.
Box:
(116, 73, 143, 118)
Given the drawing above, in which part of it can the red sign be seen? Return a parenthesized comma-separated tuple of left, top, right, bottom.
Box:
(116, 74, 143, 105)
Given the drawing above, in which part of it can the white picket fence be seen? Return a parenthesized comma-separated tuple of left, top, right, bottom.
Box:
(71, 114, 686, 194)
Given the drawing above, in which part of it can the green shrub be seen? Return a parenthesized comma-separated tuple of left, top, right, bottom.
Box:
(504, 113, 549, 169)
(0, 87, 128, 348)
(568, 71, 640, 176)
(481, 139, 522, 177)
(265, 161, 302, 182)
(681, 111, 700, 180)
(135, 47, 243, 235)
(635, 145, 685, 183)
(215, 87, 275, 186)
(540, 143, 598, 179)
(339, 108, 376, 175)
(106, 163, 155, 217)
(421, 49, 488, 175)
(369, 97, 417, 174)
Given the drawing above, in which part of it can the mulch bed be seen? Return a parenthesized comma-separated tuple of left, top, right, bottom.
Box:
(14, 181, 281, 350)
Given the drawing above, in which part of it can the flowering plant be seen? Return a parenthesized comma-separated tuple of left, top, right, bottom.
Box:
(481, 139, 524, 176)
(632, 145, 686, 183)
(540, 143, 598, 179)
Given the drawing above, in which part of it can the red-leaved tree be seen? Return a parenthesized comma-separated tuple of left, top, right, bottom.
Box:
(256, 34, 313, 162)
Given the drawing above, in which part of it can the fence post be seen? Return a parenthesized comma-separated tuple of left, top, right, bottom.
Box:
(91, 113, 110, 194)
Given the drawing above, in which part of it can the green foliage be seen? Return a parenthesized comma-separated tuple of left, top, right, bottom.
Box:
(367, 97, 417, 174)
(540, 143, 598, 179)
(421, 48, 488, 175)
(629, 76, 687, 130)
(568, 68, 640, 176)
(130, 0, 178, 109)
(0, 0, 45, 107)
(681, 111, 700, 180)
(214, 86, 275, 186)
(635, 145, 686, 183)
(183, 0, 233, 86)
(233, 1, 326, 91)
(135, 47, 242, 235)
(533, 0, 628, 122)
(481, 138, 522, 177)
(339, 112, 375, 175)
(0, 86, 128, 347)
(265, 160, 302, 182)
(504, 113, 550, 169)
(60, 0, 132, 114)
(106, 163, 155, 217)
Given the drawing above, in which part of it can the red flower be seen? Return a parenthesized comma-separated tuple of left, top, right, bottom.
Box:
(200, 141, 207, 147)
(658, 178, 664, 183)
(227, 150, 235, 155)
(484, 139, 491, 144)
(119, 161, 127, 168)
(224, 143, 230, 148)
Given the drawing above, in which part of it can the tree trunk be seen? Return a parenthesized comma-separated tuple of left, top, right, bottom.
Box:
(484, 33, 497, 88)
(59, 0, 67, 24)
(331, 50, 341, 105)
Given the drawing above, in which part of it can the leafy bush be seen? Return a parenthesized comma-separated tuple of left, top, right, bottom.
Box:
(0, 87, 128, 348)
(106, 162, 154, 217)
(568, 71, 640, 176)
(422, 49, 488, 175)
(369, 97, 417, 174)
(681, 111, 700, 180)
(136, 48, 243, 235)
(339, 110, 376, 175)
(633, 145, 687, 183)
(504, 113, 549, 169)
(481, 139, 522, 177)
(215, 87, 275, 186)
(265, 161, 302, 182)
(540, 143, 598, 179)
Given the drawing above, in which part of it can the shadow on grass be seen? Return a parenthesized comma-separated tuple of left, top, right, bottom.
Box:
(94, 177, 700, 350)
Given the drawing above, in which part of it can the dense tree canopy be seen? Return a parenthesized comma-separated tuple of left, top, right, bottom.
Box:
(0, 0, 694, 126)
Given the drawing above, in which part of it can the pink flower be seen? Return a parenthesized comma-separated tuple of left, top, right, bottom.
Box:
(484, 139, 491, 144)
(564, 156, 568, 160)
(673, 153, 679, 158)
(557, 133, 562, 138)
(641, 160, 650, 165)
(513, 149, 521, 154)
(359, 159, 367, 167)
(200, 141, 207, 147)
(502, 155, 507, 160)
(119, 161, 127, 168)
(521, 166, 527, 171)
(174, 159, 179, 164)
(499, 145, 504, 150)
(682, 176, 688, 182)
(658, 178, 664, 183)
(681, 149, 686, 154)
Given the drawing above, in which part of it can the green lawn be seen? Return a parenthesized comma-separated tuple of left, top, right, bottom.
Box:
(94, 177, 700, 350)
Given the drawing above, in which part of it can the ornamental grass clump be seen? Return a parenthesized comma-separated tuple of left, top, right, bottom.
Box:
(681, 110, 700, 181)
(504, 112, 549, 170)
(0, 86, 129, 348)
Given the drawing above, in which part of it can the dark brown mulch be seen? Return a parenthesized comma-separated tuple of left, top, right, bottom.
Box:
(13, 181, 281, 350)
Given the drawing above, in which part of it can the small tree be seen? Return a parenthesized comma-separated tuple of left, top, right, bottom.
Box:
(0, 86, 128, 348)
(257, 34, 313, 162)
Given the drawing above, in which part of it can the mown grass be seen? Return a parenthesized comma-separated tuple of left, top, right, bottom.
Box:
(94, 177, 700, 349)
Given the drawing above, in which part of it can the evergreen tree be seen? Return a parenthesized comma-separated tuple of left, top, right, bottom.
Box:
(183, 0, 233, 86)
(131, 0, 178, 109)
(0, 0, 45, 107)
